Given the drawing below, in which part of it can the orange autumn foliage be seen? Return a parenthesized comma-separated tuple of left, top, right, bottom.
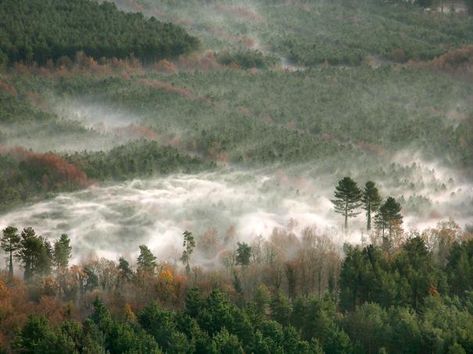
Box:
(0, 146, 89, 188)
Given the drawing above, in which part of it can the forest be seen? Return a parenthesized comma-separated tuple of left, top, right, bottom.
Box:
(1, 0, 473, 353)
(0, 218, 472, 353)
(0, 0, 199, 65)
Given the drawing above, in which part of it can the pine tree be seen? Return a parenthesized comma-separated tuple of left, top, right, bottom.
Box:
(236, 242, 252, 267)
(362, 181, 382, 231)
(118, 257, 134, 282)
(53, 234, 72, 270)
(181, 230, 195, 274)
(331, 177, 362, 231)
(1, 226, 21, 280)
(16, 227, 53, 281)
(375, 197, 403, 248)
(137, 245, 157, 274)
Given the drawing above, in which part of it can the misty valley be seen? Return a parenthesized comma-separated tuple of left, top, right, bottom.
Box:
(1, 0, 473, 353)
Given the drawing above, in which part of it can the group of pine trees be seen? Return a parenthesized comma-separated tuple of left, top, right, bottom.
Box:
(1, 226, 71, 282)
(332, 177, 402, 238)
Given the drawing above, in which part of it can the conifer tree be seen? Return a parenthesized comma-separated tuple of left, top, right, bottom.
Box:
(181, 230, 195, 274)
(54, 234, 72, 271)
(236, 242, 252, 267)
(137, 245, 157, 274)
(375, 197, 403, 247)
(362, 181, 382, 231)
(332, 177, 362, 231)
(1, 226, 20, 280)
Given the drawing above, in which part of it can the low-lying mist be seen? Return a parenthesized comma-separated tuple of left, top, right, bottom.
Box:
(0, 157, 471, 267)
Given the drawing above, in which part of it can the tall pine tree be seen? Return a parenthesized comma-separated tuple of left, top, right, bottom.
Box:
(1, 226, 20, 280)
(332, 177, 362, 231)
(375, 197, 403, 248)
(362, 181, 382, 231)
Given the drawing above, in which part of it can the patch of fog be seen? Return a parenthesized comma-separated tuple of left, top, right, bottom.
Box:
(0, 160, 471, 266)
(0, 100, 151, 153)
(53, 100, 143, 133)
(0, 124, 125, 153)
(0, 170, 341, 265)
(279, 57, 306, 72)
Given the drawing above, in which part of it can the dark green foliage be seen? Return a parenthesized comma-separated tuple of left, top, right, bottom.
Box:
(139, 303, 191, 353)
(118, 257, 134, 282)
(11, 236, 473, 354)
(446, 240, 473, 296)
(0, 0, 198, 65)
(1, 225, 20, 279)
(213, 328, 244, 354)
(217, 50, 276, 69)
(66, 140, 213, 181)
(53, 234, 71, 270)
(181, 230, 196, 274)
(16, 227, 53, 280)
(375, 196, 403, 247)
(14, 315, 77, 354)
(340, 239, 441, 311)
(235, 242, 252, 267)
(362, 181, 382, 231)
(90, 299, 162, 353)
(332, 177, 362, 230)
(137, 245, 157, 274)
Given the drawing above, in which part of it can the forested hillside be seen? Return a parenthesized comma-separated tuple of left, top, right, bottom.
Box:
(110, 0, 473, 65)
(1, 223, 473, 353)
(0, 0, 199, 65)
(1, 0, 473, 353)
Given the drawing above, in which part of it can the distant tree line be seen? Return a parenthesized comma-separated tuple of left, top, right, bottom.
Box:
(0, 140, 213, 211)
(0, 0, 199, 66)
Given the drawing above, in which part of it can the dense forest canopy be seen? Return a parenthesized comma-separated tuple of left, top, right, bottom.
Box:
(108, 0, 473, 65)
(0, 0, 199, 65)
(0, 224, 473, 353)
(0, 0, 473, 353)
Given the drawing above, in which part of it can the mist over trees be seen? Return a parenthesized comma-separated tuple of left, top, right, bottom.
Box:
(0, 0, 472, 352)
(0, 221, 472, 353)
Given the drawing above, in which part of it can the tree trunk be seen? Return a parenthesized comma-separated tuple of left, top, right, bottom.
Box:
(344, 202, 348, 231)
(367, 201, 371, 231)
(8, 250, 13, 280)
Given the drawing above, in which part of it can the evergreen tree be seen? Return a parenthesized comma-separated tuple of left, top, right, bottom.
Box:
(1, 226, 20, 280)
(118, 257, 134, 282)
(137, 245, 157, 274)
(362, 181, 382, 231)
(375, 197, 403, 246)
(53, 234, 72, 270)
(331, 177, 362, 231)
(16, 227, 53, 281)
(236, 242, 252, 267)
(181, 230, 195, 274)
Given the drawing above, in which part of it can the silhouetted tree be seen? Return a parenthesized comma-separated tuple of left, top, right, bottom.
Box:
(137, 245, 157, 274)
(1, 226, 20, 280)
(118, 257, 134, 282)
(181, 230, 195, 274)
(54, 234, 72, 270)
(16, 227, 53, 280)
(375, 197, 403, 247)
(236, 242, 252, 267)
(332, 177, 362, 231)
(362, 181, 381, 231)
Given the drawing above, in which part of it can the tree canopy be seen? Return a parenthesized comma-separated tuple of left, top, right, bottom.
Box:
(0, 0, 199, 66)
